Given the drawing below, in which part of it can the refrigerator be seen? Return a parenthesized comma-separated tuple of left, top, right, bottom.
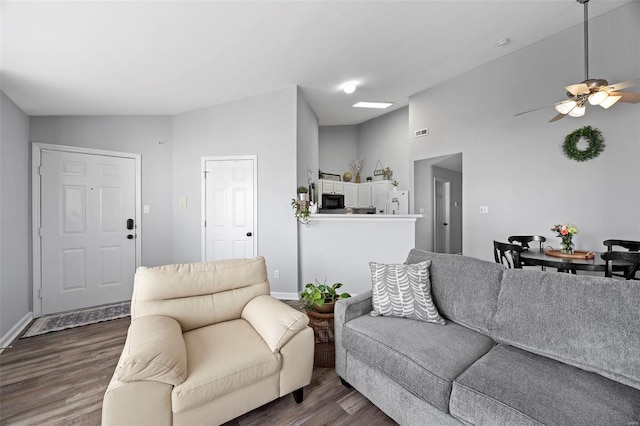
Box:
(374, 190, 409, 214)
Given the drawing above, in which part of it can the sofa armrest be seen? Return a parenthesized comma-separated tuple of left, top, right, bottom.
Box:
(115, 315, 187, 386)
(242, 295, 309, 353)
(334, 290, 372, 378)
(335, 290, 373, 327)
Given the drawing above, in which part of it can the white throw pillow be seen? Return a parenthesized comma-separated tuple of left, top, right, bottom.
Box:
(369, 260, 445, 324)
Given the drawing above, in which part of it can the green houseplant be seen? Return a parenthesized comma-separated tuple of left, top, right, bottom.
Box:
(300, 280, 350, 313)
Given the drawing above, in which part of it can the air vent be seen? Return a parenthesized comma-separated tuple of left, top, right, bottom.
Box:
(414, 128, 429, 138)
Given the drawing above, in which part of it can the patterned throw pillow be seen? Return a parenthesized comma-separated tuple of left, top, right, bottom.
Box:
(369, 260, 445, 324)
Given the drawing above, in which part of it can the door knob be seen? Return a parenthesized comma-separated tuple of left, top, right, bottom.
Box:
(443, 223, 448, 226)
(246, 232, 253, 237)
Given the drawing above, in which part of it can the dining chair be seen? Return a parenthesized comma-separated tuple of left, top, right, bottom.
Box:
(493, 241, 524, 269)
(508, 235, 547, 250)
(602, 239, 640, 252)
(508, 235, 547, 270)
(601, 251, 640, 280)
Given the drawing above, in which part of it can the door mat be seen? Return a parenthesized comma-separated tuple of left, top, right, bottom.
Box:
(21, 301, 130, 338)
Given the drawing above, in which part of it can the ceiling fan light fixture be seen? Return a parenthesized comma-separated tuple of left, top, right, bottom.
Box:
(555, 100, 577, 115)
(588, 91, 608, 105)
(599, 95, 621, 109)
(568, 105, 586, 117)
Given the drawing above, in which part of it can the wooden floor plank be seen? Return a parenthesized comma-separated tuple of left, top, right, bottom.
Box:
(1, 315, 396, 425)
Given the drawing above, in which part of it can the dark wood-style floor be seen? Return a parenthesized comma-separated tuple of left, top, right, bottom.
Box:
(0, 314, 396, 426)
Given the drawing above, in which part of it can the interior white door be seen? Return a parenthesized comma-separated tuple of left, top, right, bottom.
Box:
(40, 150, 137, 314)
(434, 179, 451, 253)
(204, 158, 256, 261)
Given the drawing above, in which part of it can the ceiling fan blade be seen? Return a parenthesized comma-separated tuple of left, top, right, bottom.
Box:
(606, 79, 640, 92)
(565, 83, 590, 96)
(610, 91, 640, 103)
(514, 102, 561, 117)
(549, 113, 566, 123)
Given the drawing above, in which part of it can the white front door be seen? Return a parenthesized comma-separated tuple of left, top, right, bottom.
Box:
(39, 149, 137, 314)
(203, 157, 256, 261)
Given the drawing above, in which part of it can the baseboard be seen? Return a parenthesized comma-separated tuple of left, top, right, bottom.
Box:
(1, 312, 33, 353)
(271, 292, 299, 300)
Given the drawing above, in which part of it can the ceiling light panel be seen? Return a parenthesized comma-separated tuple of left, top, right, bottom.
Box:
(353, 101, 393, 109)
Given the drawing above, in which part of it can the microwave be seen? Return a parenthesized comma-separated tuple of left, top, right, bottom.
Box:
(321, 193, 345, 209)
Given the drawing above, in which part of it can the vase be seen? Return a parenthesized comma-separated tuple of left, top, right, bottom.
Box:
(355, 173, 361, 183)
(560, 235, 574, 254)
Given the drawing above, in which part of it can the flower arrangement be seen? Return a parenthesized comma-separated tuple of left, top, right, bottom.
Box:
(551, 223, 578, 254)
(350, 159, 365, 176)
(291, 198, 310, 226)
(381, 167, 393, 179)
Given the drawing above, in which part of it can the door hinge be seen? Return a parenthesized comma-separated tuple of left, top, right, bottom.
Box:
(39, 166, 43, 176)
(203, 171, 208, 179)
(38, 289, 43, 299)
(204, 220, 207, 228)
(38, 228, 43, 237)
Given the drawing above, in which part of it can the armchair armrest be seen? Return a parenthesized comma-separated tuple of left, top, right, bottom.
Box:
(115, 315, 187, 386)
(242, 295, 309, 353)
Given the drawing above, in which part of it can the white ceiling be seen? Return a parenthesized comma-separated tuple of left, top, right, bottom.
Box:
(1, 0, 633, 125)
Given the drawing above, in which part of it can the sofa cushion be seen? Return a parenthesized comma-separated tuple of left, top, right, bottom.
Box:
(342, 314, 495, 413)
(369, 261, 445, 324)
(450, 344, 640, 426)
(115, 315, 187, 386)
(405, 249, 504, 335)
(172, 319, 280, 413)
(494, 269, 640, 391)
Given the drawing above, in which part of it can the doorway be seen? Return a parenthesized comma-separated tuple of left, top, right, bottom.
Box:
(413, 153, 462, 254)
(33, 144, 141, 316)
(202, 156, 257, 261)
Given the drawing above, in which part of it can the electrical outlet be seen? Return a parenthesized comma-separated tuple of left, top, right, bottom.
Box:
(274, 270, 280, 279)
(414, 128, 429, 138)
(480, 206, 489, 214)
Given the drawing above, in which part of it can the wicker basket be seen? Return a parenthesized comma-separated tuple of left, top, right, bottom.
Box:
(306, 310, 335, 367)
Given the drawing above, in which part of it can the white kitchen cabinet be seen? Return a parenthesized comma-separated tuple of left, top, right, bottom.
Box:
(358, 183, 372, 207)
(344, 183, 357, 207)
(320, 179, 344, 194)
(372, 181, 391, 212)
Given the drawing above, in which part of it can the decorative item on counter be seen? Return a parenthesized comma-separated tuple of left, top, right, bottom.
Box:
(366, 176, 372, 182)
(391, 180, 399, 189)
(350, 158, 365, 183)
(551, 223, 579, 254)
(343, 171, 352, 182)
(381, 167, 393, 180)
(297, 186, 308, 201)
(291, 198, 310, 226)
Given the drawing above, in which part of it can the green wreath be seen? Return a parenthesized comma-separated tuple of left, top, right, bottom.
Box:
(562, 126, 605, 162)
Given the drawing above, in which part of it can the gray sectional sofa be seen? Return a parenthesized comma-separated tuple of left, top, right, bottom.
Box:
(335, 249, 640, 425)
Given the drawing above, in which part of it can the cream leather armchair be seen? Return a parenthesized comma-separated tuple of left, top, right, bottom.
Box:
(102, 257, 314, 426)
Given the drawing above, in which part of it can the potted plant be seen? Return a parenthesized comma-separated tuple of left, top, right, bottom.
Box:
(381, 167, 393, 180)
(297, 185, 309, 201)
(291, 198, 310, 225)
(300, 280, 350, 313)
(391, 180, 399, 190)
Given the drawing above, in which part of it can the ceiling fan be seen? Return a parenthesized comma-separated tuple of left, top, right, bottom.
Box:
(515, 0, 640, 122)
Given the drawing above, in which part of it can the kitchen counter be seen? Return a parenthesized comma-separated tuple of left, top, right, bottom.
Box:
(298, 214, 422, 295)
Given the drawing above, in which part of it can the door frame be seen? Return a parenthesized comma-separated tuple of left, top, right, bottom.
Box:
(433, 177, 451, 253)
(32, 143, 142, 318)
(201, 155, 258, 261)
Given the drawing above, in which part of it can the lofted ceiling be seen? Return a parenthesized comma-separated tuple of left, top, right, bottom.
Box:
(0, 0, 633, 126)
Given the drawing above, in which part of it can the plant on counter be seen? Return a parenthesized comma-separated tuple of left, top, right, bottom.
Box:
(297, 186, 308, 194)
(391, 180, 399, 187)
(291, 198, 310, 226)
(300, 280, 351, 313)
(381, 167, 393, 180)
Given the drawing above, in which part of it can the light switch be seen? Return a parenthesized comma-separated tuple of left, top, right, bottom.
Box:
(480, 206, 489, 214)
(143, 205, 151, 214)
(178, 196, 187, 209)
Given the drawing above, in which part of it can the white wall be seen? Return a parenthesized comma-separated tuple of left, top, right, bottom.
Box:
(296, 89, 319, 188)
(29, 116, 174, 267)
(172, 87, 299, 295)
(409, 2, 640, 261)
(318, 125, 358, 178)
(1, 92, 31, 342)
(357, 106, 409, 186)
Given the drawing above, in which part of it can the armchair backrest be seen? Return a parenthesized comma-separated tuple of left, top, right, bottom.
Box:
(131, 257, 270, 331)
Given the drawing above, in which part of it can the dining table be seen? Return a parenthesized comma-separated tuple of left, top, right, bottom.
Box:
(519, 248, 629, 274)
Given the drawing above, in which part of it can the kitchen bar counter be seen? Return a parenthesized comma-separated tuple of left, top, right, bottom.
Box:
(298, 214, 422, 295)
